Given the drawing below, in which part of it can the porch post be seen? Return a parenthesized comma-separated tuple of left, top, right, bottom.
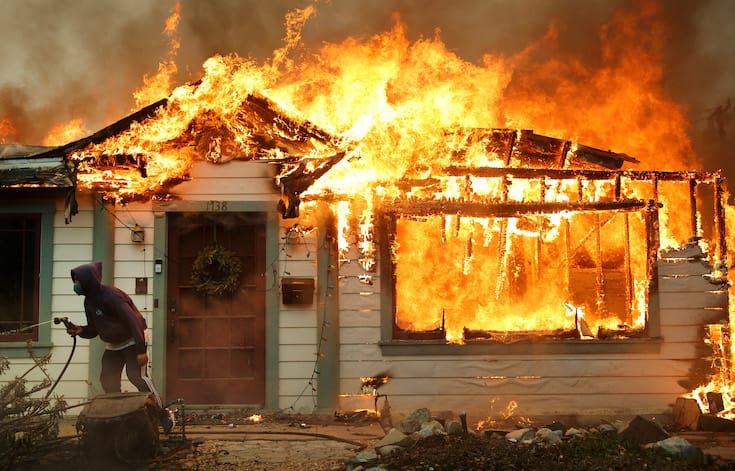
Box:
(88, 196, 115, 397)
(316, 208, 339, 412)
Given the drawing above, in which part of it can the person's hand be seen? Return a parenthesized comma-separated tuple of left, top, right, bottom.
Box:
(66, 325, 82, 337)
(136, 352, 149, 367)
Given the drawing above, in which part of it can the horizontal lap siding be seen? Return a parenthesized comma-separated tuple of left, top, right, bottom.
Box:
(337, 250, 727, 420)
(277, 206, 319, 413)
(43, 196, 95, 406)
(171, 161, 279, 202)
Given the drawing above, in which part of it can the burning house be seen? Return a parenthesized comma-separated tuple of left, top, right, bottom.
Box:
(0, 5, 733, 425)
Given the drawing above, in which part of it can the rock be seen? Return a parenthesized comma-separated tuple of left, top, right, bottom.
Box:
(398, 407, 432, 433)
(376, 445, 403, 456)
(564, 427, 588, 438)
(375, 428, 413, 449)
(544, 421, 566, 433)
(599, 423, 617, 434)
(652, 437, 705, 464)
(445, 420, 464, 435)
(506, 428, 535, 444)
(535, 427, 562, 446)
(405, 407, 431, 424)
(398, 418, 421, 434)
(346, 450, 379, 465)
(415, 419, 447, 438)
(619, 415, 669, 445)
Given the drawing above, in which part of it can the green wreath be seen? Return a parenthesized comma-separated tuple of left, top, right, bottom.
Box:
(191, 245, 242, 296)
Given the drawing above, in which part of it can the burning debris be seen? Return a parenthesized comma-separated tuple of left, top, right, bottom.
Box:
(360, 372, 391, 396)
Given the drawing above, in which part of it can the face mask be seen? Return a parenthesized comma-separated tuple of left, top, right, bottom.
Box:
(73, 281, 85, 296)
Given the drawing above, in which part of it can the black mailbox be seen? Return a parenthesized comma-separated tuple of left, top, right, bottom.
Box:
(281, 277, 315, 305)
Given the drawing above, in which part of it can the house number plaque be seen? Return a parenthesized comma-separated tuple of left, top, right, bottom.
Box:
(206, 201, 228, 212)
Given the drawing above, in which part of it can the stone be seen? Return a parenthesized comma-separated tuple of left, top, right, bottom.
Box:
(376, 445, 403, 456)
(398, 418, 421, 434)
(619, 416, 669, 445)
(445, 420, 464, 435)
(346, 450, 379, 465)
(599, 423, 617, 434)
(535, 427, 562, 446)
(544, 421, 566, 433)
(375, 428, 413, 450)
(564, 427, 587, 438)
(673, 397, 702, 431)
(415, 420, 447, 438)
(652, 437, 705, 465)
(506, 428, 535, 443)
(405, 407, 431, 424)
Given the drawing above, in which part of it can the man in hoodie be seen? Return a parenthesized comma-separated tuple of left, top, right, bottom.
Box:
(67, 261, 150, 393)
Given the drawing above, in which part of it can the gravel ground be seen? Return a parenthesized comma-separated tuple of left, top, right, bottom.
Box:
(375, 432, 732, 471)
(9, 412, 735, 470)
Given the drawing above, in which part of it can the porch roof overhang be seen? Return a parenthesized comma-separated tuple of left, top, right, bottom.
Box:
(0, 144, 74, 188)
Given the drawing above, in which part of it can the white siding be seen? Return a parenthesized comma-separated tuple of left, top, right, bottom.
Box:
(30, 194, 95, 406)
(336, 242, 729, 423)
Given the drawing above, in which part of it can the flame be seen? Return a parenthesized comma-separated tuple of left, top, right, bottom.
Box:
(67, 3, 718, 344)
(42, 118, 89, 146)
(133, 1, 181, 109)
(682, 198, 735, 419)
(0, 116, 17, 143)
(246, 414, 263, 423)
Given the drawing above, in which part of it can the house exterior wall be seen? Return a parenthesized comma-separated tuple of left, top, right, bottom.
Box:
(1, 163, 728, 423)
(1, 193, 94, 407)
(157, 160, 319, 412)
(0, 160, 322, 414)
(335, 239, 729, 423)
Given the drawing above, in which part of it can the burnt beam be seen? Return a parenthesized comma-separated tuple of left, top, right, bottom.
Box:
(383, 198, 647, 217)
(445, 166, 719, 183)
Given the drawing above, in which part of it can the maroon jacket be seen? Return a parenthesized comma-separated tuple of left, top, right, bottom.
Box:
(71, 262, 147, 354)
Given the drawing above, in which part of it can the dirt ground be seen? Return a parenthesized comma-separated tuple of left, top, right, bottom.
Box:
(8, 411, 383, 471)
(8, 411, 735, 470)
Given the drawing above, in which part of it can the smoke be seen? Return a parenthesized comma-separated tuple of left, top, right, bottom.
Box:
(0, 0, 732, 178)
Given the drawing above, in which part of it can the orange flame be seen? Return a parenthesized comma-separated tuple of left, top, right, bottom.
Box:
(42, 118, 89, 146)
(0, 116, 17, 143)
(133, 1, 181, 109)
(71, 2, 713, 344)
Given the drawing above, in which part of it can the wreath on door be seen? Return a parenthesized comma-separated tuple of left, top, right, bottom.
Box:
(190, 245, 242, 296)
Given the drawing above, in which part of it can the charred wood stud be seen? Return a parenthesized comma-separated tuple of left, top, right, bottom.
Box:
(624, 213, 634, 324)
(645, 200, 662, 292)
(459, 412, 468, 433)
(577, 176, 584, 202)
(594, 213, 605, 314)
(689, 178, 698, 239)
(714, 176, 728, 264)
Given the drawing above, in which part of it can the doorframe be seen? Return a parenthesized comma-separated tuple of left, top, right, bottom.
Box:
(151, 200, 280, 409)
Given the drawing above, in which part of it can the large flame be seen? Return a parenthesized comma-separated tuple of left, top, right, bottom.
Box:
(66, 2, 710, 345)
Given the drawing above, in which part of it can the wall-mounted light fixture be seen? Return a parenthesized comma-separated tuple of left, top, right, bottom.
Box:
(131, 225, 145, 243)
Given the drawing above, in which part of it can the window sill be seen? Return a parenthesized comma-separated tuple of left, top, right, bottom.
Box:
(379, 337, 663, 355)
(0, 342, 53, 358)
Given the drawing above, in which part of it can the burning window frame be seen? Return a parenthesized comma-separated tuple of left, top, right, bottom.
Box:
(375, 167, 728, 351)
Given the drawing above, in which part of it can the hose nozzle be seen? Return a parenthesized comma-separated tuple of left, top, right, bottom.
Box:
(53, 317, 74, 329)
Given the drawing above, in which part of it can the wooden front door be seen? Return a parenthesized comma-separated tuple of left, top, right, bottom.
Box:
(166, 212, 266, 404)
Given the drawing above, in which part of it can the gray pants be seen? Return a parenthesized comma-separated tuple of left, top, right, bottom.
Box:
(100, 345, 149, 393)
